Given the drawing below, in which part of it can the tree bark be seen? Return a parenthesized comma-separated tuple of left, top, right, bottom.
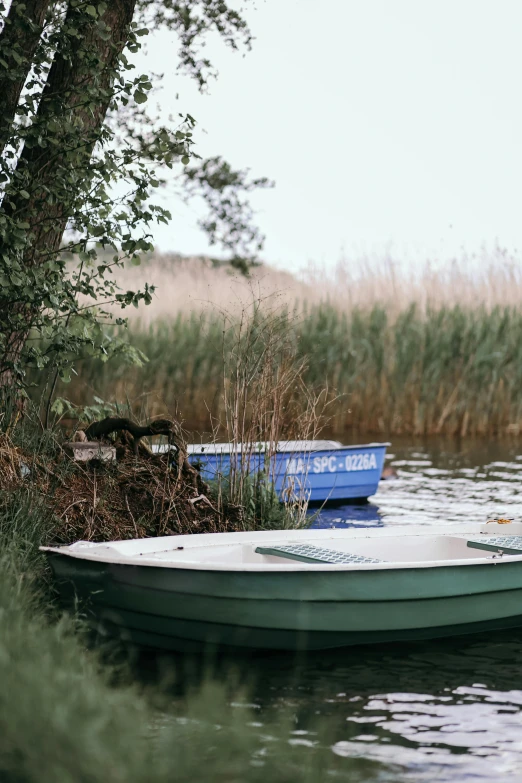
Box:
(0, 0, 53, 153)
(0, 0, 136, 390)
(7, 0, 137, 256)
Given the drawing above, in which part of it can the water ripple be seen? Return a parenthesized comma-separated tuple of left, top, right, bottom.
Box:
(289, 439, 522, 780)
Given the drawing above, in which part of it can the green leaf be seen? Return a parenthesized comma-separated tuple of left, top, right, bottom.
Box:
(134, 90, 147, 104)
(182, 156, 190, 165)
(85, 5, 97, 16)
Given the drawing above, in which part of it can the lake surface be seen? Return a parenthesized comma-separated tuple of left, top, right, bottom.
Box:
(166, 439, 522, 782)
(312, 436, 522, 530)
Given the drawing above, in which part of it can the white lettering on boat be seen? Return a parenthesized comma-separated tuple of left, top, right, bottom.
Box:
(345, 453, 377, 471)
(286, 452, 379, 474)
(286, 458, 308, 475)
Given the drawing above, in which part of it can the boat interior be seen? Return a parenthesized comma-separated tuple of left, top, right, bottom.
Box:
(135, 533, 522, 567)
(44, 523, 522, 569)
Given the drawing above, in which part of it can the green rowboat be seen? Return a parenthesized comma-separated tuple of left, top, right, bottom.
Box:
(41, 523, 522, 652)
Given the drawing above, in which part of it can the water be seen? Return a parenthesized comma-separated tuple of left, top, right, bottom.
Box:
(246, 631, 522, 781)
(313, 437, 522, 529)
(166, 439, 522, 782)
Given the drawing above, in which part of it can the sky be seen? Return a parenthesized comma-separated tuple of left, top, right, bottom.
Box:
(138, 0, 522, 272)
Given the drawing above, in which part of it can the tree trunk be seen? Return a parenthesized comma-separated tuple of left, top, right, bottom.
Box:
(0, 0, 136, 390)
(0, 0, 53, 153)
(7, 0, 137, 254)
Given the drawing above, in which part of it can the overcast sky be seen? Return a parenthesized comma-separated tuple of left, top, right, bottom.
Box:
(139, 0, 522, 271)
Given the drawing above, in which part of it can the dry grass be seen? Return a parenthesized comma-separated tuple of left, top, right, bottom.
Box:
(45, 247, 522, 439)
(0, 433, 25, 486)
(212, 301, 331, 525)
(305, 247, 522, 314)
(111, 247, 522, 323)
(0, 434, 227, 542)
(1, 427, 297, 544)
(49, 452, 229, 543)
(108, 253, 312, 324)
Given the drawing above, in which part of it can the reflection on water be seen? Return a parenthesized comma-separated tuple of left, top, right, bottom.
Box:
(311, 502, 383, 528)
(245, 628, 522, 781)
(293, 439, 522, 779)
(172, 439, 522, 781)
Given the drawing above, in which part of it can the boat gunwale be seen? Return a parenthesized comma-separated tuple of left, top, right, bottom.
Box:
(154, 441, 391, 455)
(40, 524, 522, 573)
(40, 550, 522, 572)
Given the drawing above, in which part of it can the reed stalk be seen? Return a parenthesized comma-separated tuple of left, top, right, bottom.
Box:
(42, 301, 522, 439)
(205, 300, 331, 528)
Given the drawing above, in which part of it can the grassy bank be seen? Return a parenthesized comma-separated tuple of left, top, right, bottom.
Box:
(0, 489, 389, 783)
(0, 419, 310, 545)
(0, 424, 389, 783)
(45, 303, 522, 438)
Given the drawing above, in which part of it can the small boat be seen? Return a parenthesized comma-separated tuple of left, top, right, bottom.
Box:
(42, 521, 522, 652)
(154, 440, 390, 504)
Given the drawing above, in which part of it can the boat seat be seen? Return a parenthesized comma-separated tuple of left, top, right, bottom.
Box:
(255, 543, 382, 565)
(467, 535, 522, 555)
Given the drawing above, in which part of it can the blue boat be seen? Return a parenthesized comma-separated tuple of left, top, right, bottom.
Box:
(156, 440, 389, 504)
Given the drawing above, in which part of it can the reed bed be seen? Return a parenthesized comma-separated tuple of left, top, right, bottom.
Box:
(44, 301, 522, 438)
(110, 248, 522, 322)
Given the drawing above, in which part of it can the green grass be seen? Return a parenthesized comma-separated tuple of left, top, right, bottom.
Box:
(42, 303, 522, 438)
(207, 471, 311, 531)
(0, 486, 391, 783)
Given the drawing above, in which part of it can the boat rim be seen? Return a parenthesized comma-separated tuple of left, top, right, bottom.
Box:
(40, 523, 522, 572)
(153, 440, 391, 454)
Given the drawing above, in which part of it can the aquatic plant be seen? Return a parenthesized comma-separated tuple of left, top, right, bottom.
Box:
(41, 301, 522, 438)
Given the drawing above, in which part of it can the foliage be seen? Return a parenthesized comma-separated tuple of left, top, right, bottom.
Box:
(208, 470, 312, 532)
(50, 394, 132, 424)
(183, 156, 272, 270)
(0, 0, 270, 400)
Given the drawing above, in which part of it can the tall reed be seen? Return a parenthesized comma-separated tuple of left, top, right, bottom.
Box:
(101, 248, 522, 323)
(44, 302, 522, 438)
(205, 301, 330, 527)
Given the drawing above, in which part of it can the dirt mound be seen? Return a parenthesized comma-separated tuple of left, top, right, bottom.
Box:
(49, 451, 234, 543)
(0, 431, 240, 544)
